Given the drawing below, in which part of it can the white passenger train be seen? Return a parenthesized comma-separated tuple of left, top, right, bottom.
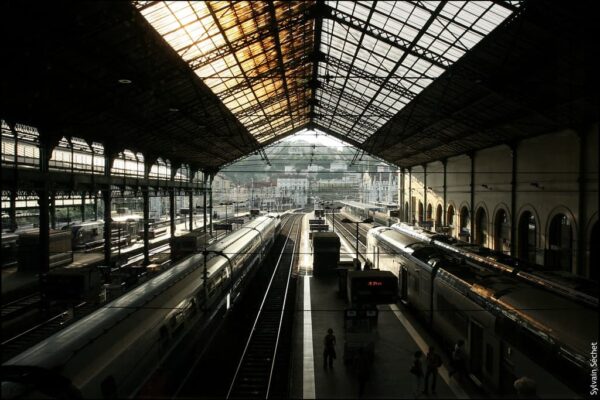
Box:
(366, 226, 597, 398)
(1, 215, 281, 399)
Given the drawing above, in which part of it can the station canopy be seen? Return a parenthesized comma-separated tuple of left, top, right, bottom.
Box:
(136, 0, 518, 145)
(3, 1, 595, 170)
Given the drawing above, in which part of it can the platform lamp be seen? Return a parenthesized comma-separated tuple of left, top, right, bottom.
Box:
(341, 217, 373, 262)
(325, 205, 342, 232)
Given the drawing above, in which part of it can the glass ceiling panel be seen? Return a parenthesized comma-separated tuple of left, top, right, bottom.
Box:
(317, 0, 520, 143)
(136, 0, 519, 147)
(137, 1, 314, 143)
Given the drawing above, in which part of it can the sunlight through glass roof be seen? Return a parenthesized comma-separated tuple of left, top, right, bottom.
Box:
(135, 1, 519, 145)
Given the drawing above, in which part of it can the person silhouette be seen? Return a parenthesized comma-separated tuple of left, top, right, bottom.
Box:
(323, 328, 336, 369)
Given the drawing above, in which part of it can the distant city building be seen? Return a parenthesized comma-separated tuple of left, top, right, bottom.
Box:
(330, 160, 347, 172)
(277, 175, 308, 208)
(307, 165, 325, 173)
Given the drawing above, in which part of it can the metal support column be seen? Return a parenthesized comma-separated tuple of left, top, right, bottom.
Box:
(442, 159, 448, 226)
(423, 164, 428, 224)
(577, 130, 587, 276)
(93, 192, 98, 221)
(143, 188, 150, 265)
(399, 168, 405, 222)
(408, 167, 413, 224)
(50, 192, 56, 229)
(209, 174, 214, 236)
(37, 188, 50, 274)
(188, 190, 194, 231)
(81, 193, 86, 222)
(510, 144, 518, 257)
(103, 188, 112, 266)
(102, 151, 112, 266)
(169, 189, 176, 238)
(38, 142, 51, 274)
(203, 173, 208, 234)
(9, 189, 18, 231)
(469, 152, 475, 243)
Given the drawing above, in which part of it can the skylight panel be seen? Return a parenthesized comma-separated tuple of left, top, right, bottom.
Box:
(137, 0, 518, 145)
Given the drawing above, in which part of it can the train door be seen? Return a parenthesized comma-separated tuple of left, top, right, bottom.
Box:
(400, 266, 408, 301)
(469, 321, 484, 383)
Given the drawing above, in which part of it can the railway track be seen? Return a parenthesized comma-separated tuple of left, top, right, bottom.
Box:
(226, 213, 302, 399)
(325, 212, 372, 262)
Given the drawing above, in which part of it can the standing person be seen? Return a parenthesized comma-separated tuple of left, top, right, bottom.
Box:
(410, 350, 424, 397)
(323, 328, 336, 369)
(423, 346, 442, 395)
(449, 339, 467, 381)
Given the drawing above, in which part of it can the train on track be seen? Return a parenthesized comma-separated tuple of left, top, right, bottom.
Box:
(391, 222, 599, 307)
(340, 200, 399, 227)
(1, 214, 281, 399)
(366, 226, 597, 397)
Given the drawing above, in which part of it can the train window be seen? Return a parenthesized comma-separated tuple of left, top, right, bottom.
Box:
(101, 375, 117, 399)
(486, 343, 494, 374)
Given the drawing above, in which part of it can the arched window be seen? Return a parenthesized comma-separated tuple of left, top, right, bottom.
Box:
(426, 203, 432, 222)
(548, 214, 572, 272)
(475, 208, 487, 246)
(447, 205, 455, 227)
(590, 222, 598, 281)
(518, 211, 537, 264)
(435, 204, 442, 227)
(460, 206, 470, 238)
(494, 209, 510, 254)
(418, 201, 423, 223)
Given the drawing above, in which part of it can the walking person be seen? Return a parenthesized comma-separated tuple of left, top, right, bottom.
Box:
(423, 346, 442, 395)
(323, 328, 336, 369)
(410, 350, 424, 397)
(449, 339, 467, 381)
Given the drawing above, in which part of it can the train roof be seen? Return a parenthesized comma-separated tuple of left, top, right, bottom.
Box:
(369, 226, 423, 250)
(3, 214, 279, 368)
(111, 214, 143, 222)
(67, 221, 104, 228)
(367, 226, 597, 363)
(340, 200, 383, 211)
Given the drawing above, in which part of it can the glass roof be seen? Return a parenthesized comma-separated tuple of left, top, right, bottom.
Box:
(136, 1, 519, 145)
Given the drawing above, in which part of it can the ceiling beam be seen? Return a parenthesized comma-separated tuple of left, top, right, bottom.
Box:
(344, 2, 447, 138)
(328, 1, 377, 128)
(325, 4, 452, 70)
(205, 2, 276, 137)
(308, 0, 324, 124)
(266, 1, 295, 131)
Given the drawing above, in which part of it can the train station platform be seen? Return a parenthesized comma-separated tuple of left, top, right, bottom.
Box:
(289, 212, 469, 399)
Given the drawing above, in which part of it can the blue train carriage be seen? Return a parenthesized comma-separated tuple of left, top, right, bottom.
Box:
(340, 200, 398, 226)
(366, 226, 596, 398)
(65, 221, 105, 249)
(1, 215, 281, 399)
